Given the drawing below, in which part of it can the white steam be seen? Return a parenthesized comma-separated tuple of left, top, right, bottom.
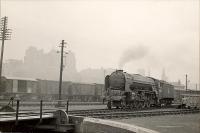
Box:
(118, 44, 149, 69)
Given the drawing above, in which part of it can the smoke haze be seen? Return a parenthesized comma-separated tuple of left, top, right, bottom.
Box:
(118, 45, 149, 69)
(1, 0, 199, 84)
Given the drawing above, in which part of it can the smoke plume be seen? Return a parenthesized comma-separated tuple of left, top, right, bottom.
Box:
(118, 44, 149, 69)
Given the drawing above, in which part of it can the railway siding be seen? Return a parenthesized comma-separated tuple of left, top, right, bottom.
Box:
(1, 108, 199, 133)
(70, 108, 200, 119)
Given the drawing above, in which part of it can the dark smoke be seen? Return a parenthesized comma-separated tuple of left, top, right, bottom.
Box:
(118, 44, 149, 69)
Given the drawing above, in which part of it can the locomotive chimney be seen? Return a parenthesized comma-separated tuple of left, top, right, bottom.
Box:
(116, 69, 123, 72)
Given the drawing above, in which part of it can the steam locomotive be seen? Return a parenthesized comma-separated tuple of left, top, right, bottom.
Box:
(104, 70, 174, 109)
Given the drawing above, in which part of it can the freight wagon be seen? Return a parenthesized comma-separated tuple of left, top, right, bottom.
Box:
(0, 77, 38, 100)
(181, 94, 200, 109)
(0, 77, 104, 102)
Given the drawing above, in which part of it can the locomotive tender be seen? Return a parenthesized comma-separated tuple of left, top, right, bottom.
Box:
(105, 70, 174, 109)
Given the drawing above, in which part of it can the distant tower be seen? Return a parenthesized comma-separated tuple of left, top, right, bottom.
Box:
(161, 68, 168, 81)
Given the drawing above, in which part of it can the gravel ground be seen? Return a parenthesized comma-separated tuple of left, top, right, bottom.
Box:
(114, 113, 200, 133)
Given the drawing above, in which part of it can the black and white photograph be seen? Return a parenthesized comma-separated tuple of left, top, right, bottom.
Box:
(0, 0, 199, 133)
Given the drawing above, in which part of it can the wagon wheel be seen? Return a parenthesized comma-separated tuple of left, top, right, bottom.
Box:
(142, 101, 145, 109)
(107, 101, 112, 110)
(120, 100, 126, 109)
(135, 101, 140, 109)
(116, 106, 119, 109)
(144, 100, 150, 108)
(130, 103, 134, 110)
(146, 101, 150, 108)
(139, 101, 144, 109)
(133, 101, 137, 109)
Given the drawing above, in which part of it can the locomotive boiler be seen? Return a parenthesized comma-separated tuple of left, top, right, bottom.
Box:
(105, 70, 174, 109)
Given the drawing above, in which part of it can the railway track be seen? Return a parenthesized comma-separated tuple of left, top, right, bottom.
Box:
(67, 105, 178, 115)
(2, 108, 198, 119)
(1, 105, 199, 121)
(69, 108, 200, 119)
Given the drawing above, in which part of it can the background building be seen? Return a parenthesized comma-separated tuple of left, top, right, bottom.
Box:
(3, 46, 78, 81)
(2, 46, 115, 84)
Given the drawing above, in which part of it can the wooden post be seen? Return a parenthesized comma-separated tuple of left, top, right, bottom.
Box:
(15, 100, 19, 125)
(40, 100, 43, 123)
(11, 97, 14, 107)
(66, 100, 69, 113)
(58, 40, 66, 106)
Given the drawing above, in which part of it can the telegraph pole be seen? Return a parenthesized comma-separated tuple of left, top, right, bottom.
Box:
(58, 40, 66, 106)
(0, 16, 11, 86)
(185, 74, 187, 91)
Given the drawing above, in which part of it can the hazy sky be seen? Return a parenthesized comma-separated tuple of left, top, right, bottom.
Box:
(0, 0, 199, 84)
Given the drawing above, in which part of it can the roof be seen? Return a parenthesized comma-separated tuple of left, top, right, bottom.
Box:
(181, 94, 200, 97)
(171, 82, 185, 86)
(6, 76, 37, 81)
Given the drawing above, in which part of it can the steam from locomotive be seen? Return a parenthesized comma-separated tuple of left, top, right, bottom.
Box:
(105, 70, 175, 109)
(118, 45, 149, 69)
